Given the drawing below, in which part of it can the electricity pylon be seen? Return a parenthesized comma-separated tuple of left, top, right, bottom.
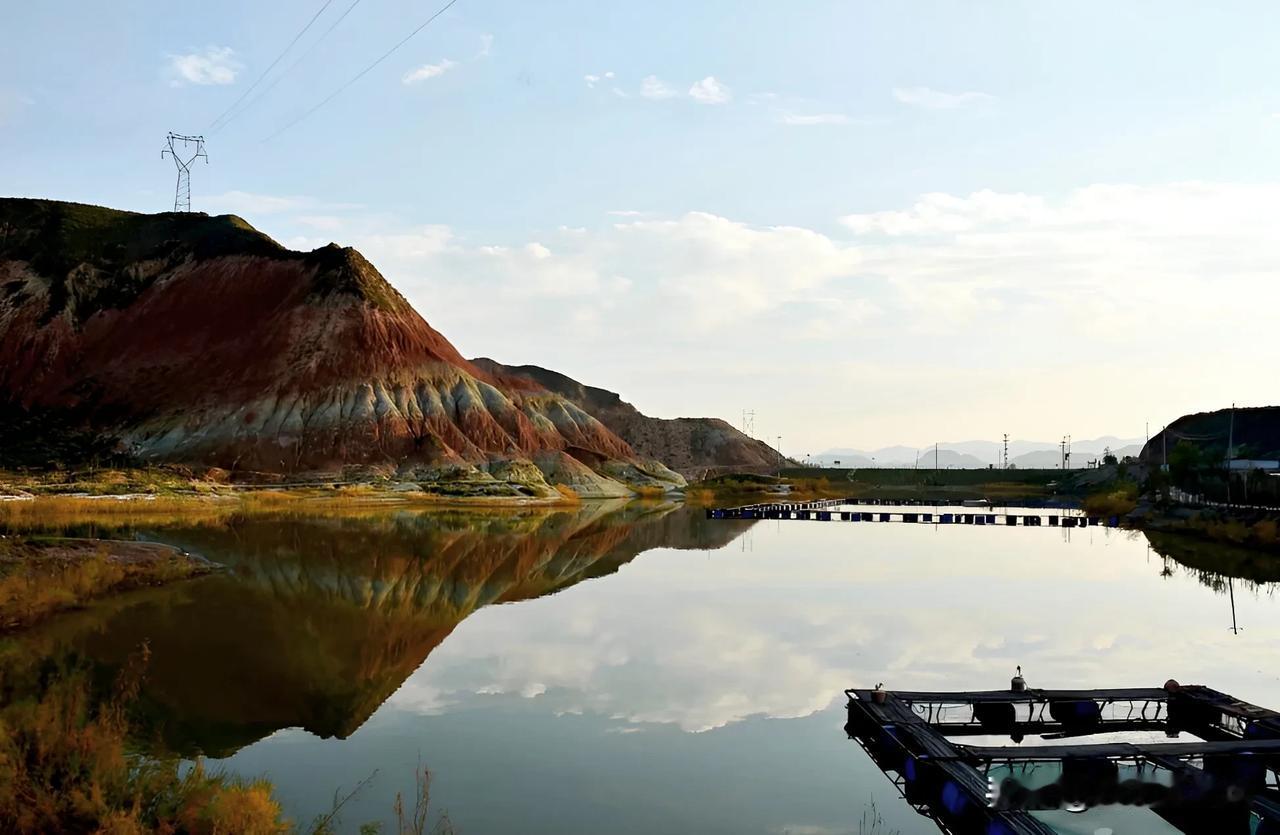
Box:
(161, 132, 208, 212)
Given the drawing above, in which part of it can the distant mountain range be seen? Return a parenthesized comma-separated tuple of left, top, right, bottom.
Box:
(812, 436, 1143, 470)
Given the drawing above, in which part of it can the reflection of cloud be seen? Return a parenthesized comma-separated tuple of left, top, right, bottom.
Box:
(387, 524, 1280, 735)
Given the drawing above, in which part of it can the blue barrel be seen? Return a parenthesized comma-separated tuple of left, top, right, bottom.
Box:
(1049, 699, 1101, 728)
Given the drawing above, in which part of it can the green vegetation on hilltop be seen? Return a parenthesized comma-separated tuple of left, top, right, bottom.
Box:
(0, 197, 279, 276)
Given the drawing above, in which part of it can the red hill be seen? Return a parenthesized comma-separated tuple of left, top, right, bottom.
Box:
(0, 199, 681, 495)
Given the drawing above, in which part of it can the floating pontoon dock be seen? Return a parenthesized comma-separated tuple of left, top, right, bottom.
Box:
(706, 498, 1119, 528)
(844, 683, 1280, 834)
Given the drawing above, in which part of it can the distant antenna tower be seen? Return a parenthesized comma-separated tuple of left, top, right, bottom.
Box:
(1002, 433, 1009, 469)
(742, 409, 755, 438)
(160, 132, 208, 212)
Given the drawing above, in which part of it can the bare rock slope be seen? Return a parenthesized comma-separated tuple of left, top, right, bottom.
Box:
(472, 358, 783, 479)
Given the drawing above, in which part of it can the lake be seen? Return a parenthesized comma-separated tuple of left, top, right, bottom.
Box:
(4, 501, 1279, 834)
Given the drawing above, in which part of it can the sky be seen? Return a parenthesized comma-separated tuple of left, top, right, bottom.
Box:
(4, 0, 1280, 456)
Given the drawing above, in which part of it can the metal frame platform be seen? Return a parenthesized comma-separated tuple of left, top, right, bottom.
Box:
(844, 684, 1280, 834)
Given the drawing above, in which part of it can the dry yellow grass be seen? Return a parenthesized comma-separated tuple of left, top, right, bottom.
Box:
(553, 484, 582, 503)
(0, 539, 211, 630)
(0, 496, 235, 526)
(0, 649, 290, 834)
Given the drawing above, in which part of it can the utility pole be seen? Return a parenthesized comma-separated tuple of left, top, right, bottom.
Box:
(934, 442, 939, 472)
(1065, 434, 1071, 470)
(776, 435, 782, 477)
(160, 132, 208, 212)
(1227, 403, 1236, 504)
(1002, 433, 1009, 470)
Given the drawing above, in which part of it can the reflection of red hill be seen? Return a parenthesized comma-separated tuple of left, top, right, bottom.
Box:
(14, 504, 753, 756)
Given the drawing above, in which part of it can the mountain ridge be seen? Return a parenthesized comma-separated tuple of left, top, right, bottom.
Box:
(470, 358, 785, 479)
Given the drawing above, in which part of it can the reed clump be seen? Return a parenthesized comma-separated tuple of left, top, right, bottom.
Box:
(0, 647, 289, 834)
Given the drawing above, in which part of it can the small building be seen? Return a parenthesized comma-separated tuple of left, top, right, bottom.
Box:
(1228, 459, 1280, 472)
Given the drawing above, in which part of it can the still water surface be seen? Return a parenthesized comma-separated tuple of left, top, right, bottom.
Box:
(7, 501, 1280, 834)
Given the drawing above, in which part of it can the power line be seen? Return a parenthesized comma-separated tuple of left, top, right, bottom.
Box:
(207, 0, 337, 133)
(262, 0, 462, 142)
(212, 0, 366, 134)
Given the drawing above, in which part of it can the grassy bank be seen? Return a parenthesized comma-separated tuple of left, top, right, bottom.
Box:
(1141, 508, 1280, 551)
(0, 538, 214, 631)
(0, 466, 645, 515)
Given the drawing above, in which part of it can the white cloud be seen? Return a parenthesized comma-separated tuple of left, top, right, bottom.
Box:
(892, 85, 993, 109)
(295, 215, 346, 232)
(167, 46, 241, 86)
(584, 70, 615, 89)
(402, 58, 458, 84)
(839, 182, 1280, 348)
(475, 33, 493, 59)
(639, 75, 679, 100)
(841, 189, 1046, 235)
(203, 190, 362, 217)
(777, 111, 851, 126)
(688, 76, 731, 105)
(246, 180, 1280, 449)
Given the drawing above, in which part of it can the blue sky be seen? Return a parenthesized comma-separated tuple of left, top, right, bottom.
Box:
(5, 1, 1280, 453)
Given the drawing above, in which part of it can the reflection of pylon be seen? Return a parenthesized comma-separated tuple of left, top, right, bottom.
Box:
(742, 409, 755, 438)
(160, 133, 208, 212)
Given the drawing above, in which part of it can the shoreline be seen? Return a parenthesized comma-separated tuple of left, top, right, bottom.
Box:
(0, 537, 217, 632)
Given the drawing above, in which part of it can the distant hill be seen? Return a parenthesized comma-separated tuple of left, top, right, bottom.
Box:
(814, 436, 1143, 470)
(1010, 444, 1141, 469)
(1142, 407, 1280, 463)
(472, 358, 783, 479)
